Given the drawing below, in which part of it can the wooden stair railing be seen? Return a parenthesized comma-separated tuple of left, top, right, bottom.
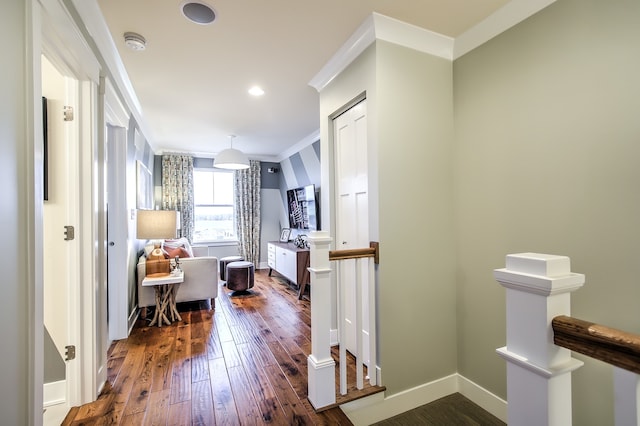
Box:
(329, 241, 380, 263)
(330, 242, 380, 396)
(495, 252, 640, 426)
(306, 232, 383, 412)
(552, 315, 640, 375)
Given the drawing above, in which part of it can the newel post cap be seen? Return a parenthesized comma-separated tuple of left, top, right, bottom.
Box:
(494, 252, 585, 296)
(307, 231, 332, 243)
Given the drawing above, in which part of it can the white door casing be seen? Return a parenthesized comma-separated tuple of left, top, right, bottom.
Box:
(333, 99, 370, 363)
(37, 0, 104, 420)
(42, 55, 79, 410)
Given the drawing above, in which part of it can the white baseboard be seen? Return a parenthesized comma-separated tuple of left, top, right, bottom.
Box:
(43, 380, 66, 407)
(342, 374, 458, 425)
(458, 374, 507, 422)
(330, 328, 338, 346)
(340, 373, 507, 425)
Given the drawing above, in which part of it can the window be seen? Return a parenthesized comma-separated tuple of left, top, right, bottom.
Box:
(193, 169, 235, 243)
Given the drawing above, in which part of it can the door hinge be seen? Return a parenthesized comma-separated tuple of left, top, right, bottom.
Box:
(64, 225, 75, 241)
(63, 106, 74, 121)
(65, 345, 76, 361)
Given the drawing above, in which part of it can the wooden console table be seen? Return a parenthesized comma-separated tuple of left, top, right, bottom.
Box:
(267, 241, 310, 299)
(142, 271, 184, 327)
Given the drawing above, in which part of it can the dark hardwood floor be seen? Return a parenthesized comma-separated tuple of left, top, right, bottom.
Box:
(62, 269, 358, 425)
(61, 268, 501, 425)
(372, 393, 506, 426)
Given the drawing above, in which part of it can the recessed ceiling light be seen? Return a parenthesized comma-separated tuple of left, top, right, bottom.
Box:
(248, 86, 265, 96)
(124, 32, 146, 51)
(181, 1, 216, 25)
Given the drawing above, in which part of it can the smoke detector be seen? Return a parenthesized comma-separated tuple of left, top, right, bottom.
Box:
(124, 32, 147, 51)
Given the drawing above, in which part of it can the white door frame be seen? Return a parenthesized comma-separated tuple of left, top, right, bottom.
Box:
(38, 0, 104, 409)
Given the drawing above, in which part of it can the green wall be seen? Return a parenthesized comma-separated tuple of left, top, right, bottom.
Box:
(454, 0, 640, 423)
(376, 41, 457, 392)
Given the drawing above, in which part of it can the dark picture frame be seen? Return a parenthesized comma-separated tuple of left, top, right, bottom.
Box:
(279, 228, 291, 243)
(42, 96, 49, 201)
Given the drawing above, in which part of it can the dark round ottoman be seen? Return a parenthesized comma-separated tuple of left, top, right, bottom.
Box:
(226, 261, 255, 292)
(220, 255, 244, 281)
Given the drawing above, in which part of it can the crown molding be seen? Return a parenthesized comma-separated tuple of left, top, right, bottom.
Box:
(308, 14, 377, 92)
(276, 129, 320, 162)
(309, 13, 453, 92)
(454, 0, 557, 59)
(69, 0, 155, 148)
(309, 1, 557, 92)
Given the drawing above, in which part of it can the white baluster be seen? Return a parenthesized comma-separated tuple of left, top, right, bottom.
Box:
(494, 253, 585, 426)
(338, 261, 347, 395)
(367, 257, 377, 386)
(355, 258, 363, 390)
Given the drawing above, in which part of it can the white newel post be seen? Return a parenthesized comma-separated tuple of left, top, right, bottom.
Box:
(614, 367, 640, 425)
(307, 231, 336, 410)
(494, 253, 586, 426)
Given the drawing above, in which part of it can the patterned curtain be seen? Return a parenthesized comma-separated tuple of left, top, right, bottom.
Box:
(161, 155, 194, 243)
(234, 160, 261, 266)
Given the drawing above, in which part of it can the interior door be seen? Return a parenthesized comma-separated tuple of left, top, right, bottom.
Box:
(106, 123, 129, 340)
(334, 99, 370, 362)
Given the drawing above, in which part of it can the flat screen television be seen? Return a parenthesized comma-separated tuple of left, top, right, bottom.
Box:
(287, 184, 318, 231)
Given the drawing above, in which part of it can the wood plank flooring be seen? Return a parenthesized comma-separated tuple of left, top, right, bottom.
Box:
(60, 268, 502, 425)
(61, 269, 361, 425)
(372, 393, 506, 426)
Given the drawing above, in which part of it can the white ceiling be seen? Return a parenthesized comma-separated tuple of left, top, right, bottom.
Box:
(96, 0, 512, 160)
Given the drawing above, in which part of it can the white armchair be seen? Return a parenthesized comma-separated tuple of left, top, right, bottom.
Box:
(137, 255, 219, 308)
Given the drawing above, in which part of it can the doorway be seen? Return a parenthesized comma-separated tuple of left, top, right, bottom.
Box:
(41, 54, 82, 424)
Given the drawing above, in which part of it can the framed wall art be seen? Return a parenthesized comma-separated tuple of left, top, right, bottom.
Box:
(136, 160, 153, 209)
(279, 228, 291, 243)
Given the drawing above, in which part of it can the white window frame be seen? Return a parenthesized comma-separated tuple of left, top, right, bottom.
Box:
(192, 168, 237, 243)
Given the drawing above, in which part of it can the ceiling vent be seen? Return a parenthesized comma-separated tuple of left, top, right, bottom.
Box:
(181, 1, 216, 25)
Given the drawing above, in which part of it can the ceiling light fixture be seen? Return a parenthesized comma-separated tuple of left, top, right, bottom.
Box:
(248, 86, 265, 96)
(181, 1, 216, 25)
(214, 135, 250, 170)
(124, 32, 147, 51)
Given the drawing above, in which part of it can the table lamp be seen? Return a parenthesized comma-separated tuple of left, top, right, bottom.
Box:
(136, 209, 179, 276)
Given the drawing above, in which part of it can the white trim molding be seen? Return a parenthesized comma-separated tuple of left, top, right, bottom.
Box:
(341, 373, 507, 425)
(454, 0, 558, 59)
(43, 380, 66, 407)
(309, 1, 558, 92)
(276, 129, 320, 163)
(309, 13, 453, 92)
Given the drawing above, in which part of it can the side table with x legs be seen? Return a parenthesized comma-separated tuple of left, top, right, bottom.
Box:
(142, 270, 184, 327)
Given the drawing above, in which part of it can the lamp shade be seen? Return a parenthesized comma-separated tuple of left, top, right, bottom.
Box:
(136, 210, 178, 240)
(214, 135, 250, 170)
(213, 147, 249, 170)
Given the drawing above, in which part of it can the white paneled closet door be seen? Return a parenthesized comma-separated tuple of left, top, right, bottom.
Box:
(333, 99, 371, 363)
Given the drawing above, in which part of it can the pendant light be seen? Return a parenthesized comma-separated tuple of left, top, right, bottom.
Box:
(214, 135, 249, 170)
